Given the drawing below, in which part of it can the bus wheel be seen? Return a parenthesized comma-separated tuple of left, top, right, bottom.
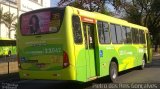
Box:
(8, 51, 11, 57)
(139, 57, 145, 70)
(109, 61, 118, 83)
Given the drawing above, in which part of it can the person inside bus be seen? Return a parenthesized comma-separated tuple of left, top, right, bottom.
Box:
(29, 15, 40, 34)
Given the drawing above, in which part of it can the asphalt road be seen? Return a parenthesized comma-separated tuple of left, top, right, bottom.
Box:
(0, 55, 160, 89)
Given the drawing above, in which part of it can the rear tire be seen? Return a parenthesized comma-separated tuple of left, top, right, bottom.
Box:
(109, 61, 118, 83)
(138, 57, 145, 70)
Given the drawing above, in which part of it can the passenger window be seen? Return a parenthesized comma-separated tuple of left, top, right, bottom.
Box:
(110, 24, 117, 44)
(97, 21, 110, 44)
(122, 26, 127, 43)
(103, 22, 110, 44)
(98, 21, 105, 44)
(72, 16, 83, 44)
(115, 25, 123, 44)
(139, 30, 146, 44)
(126, 27, 132, 43)
(135, 29, 139, 43)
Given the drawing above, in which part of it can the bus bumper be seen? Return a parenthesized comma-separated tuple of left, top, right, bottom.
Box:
(19, 66, 76, 81)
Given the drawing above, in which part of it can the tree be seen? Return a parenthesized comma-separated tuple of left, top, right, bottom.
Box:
(0, 8, 3, 37)
(58, 0, 112, 15)
(0, 8, 3, 24)
(2, 12, 17, 38)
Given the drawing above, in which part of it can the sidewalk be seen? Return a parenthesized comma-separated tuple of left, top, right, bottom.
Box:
(153, 52, 160, 56)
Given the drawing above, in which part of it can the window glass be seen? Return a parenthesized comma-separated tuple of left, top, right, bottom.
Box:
(72, 16, 83, 44)
(126, 27, 132, 43)
(97, 21, 110, 44)
(135, 29, 139, 43)
(97, 21, 105, 43)
(30, 0, 42, 5)
(0, 40, 16, 46)
(115, 25, 123, 43)
(131, 28, 136, 43)
(20, 9, 64, 35)
(139, 30, 146, 44)
(132, 28, 140, 44)
(103, 22, 110, 44)
(110, 24, 117, 44)
(122, 26, 127, 43)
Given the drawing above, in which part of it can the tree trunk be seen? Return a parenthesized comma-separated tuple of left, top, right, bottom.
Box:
(155, 44, 158, 52)
(154, 38, 159, 52)
(8, 28, 11, 39)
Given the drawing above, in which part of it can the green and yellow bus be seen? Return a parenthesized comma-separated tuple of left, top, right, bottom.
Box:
(17, 6, 152, 82)
(0, 38, 16, 57)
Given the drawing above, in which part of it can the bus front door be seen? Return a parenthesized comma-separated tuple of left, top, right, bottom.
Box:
(83, 23, 96, 79)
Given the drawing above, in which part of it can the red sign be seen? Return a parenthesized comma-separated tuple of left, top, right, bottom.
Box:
(81, 16, 96, 23)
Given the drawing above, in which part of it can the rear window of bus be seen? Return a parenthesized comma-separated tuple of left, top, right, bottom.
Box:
(20, 8, 64, 35)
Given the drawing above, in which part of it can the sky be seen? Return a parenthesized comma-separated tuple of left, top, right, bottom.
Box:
(51, 0, 60, 7)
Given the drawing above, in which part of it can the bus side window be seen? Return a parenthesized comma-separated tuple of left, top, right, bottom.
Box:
(115, 24, 123, 44)
(72, 16, 83, 44)
(135, 29, 140, 44)
(103, 22, 110, 44)
(97, 21, 105, 44)
(139, 30, 146, 44)
(97, 21, 110, 44)
(126, 27, 132, 44)
(131, 28, 139, 44)
(110, 24, 117, 44)
(122, 26, 127, 43)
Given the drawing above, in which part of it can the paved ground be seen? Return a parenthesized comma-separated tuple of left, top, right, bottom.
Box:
(0, 55, 160, 89)
(0, 55, 18, 75)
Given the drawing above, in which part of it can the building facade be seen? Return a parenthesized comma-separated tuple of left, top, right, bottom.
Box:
(0, 0, 50, 39)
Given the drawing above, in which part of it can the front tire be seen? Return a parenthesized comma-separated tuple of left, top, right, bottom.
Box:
(109, 61, 118, 83)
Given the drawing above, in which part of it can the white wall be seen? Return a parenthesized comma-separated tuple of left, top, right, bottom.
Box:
(20, 0, 50, 12)
(0, 0, 50, 39)
(0, 4, 18, 39)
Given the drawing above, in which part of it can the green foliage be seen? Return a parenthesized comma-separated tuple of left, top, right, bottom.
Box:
(58, 0, 112, 15)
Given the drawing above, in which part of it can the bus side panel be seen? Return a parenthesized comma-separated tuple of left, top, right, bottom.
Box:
(118, 44, 136, 71)
(74, 46, 87, 82)
(98, 45, 112, 77)
(132, 44, 142, 67)
(137, 44, 145, 66)
(96, 43, 137, 76)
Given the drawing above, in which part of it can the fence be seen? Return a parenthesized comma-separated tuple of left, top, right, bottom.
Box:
(0, 55, 18, 75)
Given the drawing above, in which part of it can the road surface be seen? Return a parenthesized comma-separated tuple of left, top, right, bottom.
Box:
(0, 55, 160, 89)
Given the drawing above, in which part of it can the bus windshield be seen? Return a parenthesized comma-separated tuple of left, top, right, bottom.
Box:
(20, 8, 64, 35)
(0, 40, 16, 46)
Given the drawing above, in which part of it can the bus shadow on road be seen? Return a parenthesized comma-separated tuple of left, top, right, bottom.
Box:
(15, 77, 110, 89)
(15, 76, 112, 89)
